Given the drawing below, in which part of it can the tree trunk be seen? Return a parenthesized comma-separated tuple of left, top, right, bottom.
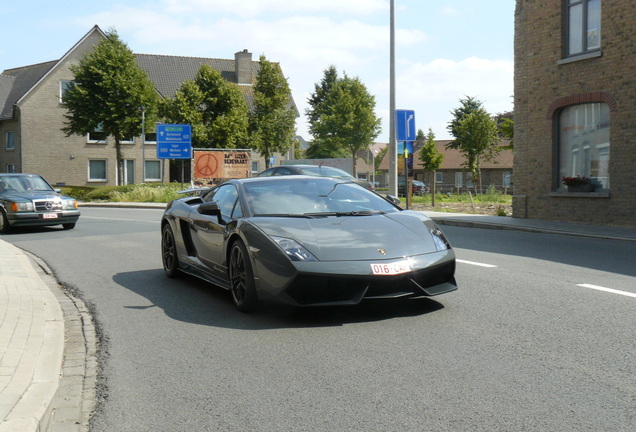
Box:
(115, 137, 123, 186)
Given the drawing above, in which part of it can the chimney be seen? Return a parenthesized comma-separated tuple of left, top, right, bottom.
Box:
(234, 49, 253, 85)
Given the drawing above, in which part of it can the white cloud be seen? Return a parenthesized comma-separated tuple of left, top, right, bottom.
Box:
(74, 2, 511, 141)
(160, 0, 388, 17)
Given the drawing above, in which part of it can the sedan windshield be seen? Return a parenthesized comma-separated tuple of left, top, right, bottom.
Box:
(243, 178, 398, 216)
(0, 175, 53, 193)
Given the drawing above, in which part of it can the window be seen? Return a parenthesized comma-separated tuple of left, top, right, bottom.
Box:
(503, 172, 512, 188)
(5, 131, 15, 150)
(203, 184, 242, 221)
(145, 132, 157, 142)
(88, 160, 107, 181)
(6, 164, 16, 173)
(566, 0, 601, 56)
(145, 160, 161, 181)
(435, 172, 443, 184)
(60, 80, 73, 103)
(454, 172, 463, 187)
(558, 103, 610, 189)
(88, 123, 107, 143)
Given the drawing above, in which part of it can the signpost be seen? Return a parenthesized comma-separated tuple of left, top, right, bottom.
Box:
(156, 124, 192, 187)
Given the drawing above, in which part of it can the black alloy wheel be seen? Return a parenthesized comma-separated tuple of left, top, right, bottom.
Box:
(229, 240, 257, 312)
(162, 224, 180, 278)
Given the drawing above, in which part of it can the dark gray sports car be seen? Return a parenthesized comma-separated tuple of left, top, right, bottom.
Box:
(0, 173, 80, 233)
(161, 176, 457, 312)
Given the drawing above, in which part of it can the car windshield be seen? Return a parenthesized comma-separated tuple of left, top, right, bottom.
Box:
(294, 166, 355, 179)
(0, 175, 53, 193)
(243, 178, 398, 216)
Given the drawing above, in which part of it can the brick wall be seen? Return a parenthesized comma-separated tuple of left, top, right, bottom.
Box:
(514, 0, 636, 227)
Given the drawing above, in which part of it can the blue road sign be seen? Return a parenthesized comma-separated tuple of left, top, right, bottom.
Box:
(156, 124, 192, 159)
(395, 109, 416, 142)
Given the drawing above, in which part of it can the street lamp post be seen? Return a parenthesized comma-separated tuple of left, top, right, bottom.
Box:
(141, 107, 145, 183)
(388, 0, 397, 196)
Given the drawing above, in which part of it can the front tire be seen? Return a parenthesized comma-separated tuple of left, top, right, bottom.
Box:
(0, 209, 10, 234)
(62, 223, 76, 230)
(162, 224, 181, 278)
(229, 240, 257, 312)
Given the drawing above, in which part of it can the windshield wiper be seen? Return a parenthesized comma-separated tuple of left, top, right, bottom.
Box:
(255, 213, 318, 219)
(304, 210, 385, 217)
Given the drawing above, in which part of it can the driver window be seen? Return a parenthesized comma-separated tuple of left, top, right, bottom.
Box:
(208, 185, 241, 220)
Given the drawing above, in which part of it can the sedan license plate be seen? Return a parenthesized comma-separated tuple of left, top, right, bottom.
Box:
(42, 213, 58, 219)
(371, 260, 411, 275)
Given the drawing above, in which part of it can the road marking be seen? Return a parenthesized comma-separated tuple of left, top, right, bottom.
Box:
(577, 284, 636, 299)
(456, 259, 497, 268)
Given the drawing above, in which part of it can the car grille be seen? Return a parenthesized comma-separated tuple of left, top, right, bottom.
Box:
(285, 261, 456, 306)
(34, 200, 63, 212)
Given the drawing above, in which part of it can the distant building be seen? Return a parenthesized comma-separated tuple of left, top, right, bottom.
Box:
(0, 25, 297, 186)
(378, 140, 513, 193)
(514, 0, 635, 227)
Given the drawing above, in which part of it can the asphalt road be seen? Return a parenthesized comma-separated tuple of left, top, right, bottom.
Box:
(4, 207, 635, 431)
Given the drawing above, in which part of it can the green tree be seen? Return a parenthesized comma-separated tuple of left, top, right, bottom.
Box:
(306, 67, 382, 173)
(250, 55, 297, 168)
(418, 128, 444, 180)
(62, 29, 159, 185)
(446, 96, 500, 185)
(418, 128, 444, 206)
(160, 64, 249, 149)
(495, 110, 514, 150)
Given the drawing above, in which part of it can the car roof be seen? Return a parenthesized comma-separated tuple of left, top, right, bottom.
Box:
(0, 173, 41, 178)
(232, 175, 350, 185)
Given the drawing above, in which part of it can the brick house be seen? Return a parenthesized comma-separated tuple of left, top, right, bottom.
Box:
(377, 140, 513, 193)
(514, 0, 635, 227)
(0, 25, 295, 186)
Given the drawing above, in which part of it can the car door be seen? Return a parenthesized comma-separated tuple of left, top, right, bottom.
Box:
(188, 184, 243, 281)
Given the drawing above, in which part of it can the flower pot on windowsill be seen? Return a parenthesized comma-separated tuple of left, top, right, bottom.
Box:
(567, 183, 594, 192)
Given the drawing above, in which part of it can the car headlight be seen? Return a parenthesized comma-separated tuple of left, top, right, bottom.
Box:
(271, 236, 318, 261)
(63, 199, 78, 209)
(10, 202, 34, 212)
(431, 227, 451, 251)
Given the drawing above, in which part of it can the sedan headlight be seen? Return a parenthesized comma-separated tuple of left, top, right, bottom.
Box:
(271, 236, 318, 261)
(63, 199, 78, 209)
(11, 202, 34, 212)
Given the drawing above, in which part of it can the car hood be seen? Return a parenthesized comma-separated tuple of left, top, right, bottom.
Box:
(1, 191, 67, 201)
(251, 211, 442, 261)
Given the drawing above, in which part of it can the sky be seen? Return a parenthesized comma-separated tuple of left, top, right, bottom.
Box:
(1, 0, 514, 142)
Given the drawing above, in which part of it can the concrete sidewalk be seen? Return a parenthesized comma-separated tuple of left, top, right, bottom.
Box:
(1, 206, 635, 431)
(0, 241, 96, 432)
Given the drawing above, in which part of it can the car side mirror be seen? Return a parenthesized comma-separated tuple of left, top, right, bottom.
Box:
(385, 195, 401, 206)
(198, 201, 221, 215)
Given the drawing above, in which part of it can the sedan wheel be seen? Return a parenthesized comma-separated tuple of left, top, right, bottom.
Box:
(0, 209, 10, 234)
(229, 241, 257, 312)
(162, 224, 180, 278)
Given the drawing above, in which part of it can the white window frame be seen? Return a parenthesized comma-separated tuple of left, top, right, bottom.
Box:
(454, 172, 463, 187)
(435, 172, 443, 184)
(144, 160, 162, 182)
(6, 164, 16, 173)
(60, 80, 73, 103)
(88, 159, 107, 182)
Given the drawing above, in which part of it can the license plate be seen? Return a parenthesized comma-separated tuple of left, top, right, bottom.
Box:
(42, 213, 58, 219)
(370, 260, 411, 275)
